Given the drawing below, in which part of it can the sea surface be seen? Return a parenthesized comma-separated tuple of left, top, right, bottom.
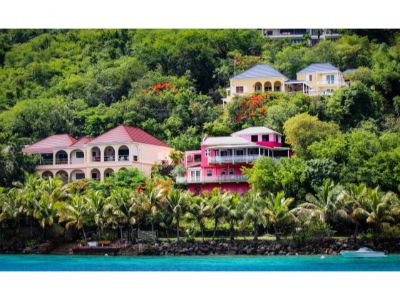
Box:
(0, 254, 400, 271)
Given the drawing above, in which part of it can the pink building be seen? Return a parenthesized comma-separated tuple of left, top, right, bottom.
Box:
(176, 127, 291, 194)
(22, 125, 172, 181)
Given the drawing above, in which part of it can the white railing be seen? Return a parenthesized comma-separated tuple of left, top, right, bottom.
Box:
(176, 175, 248, 184)
(208, 155, 264, 164)
(118, 155, 129, 161)
(317, 81, 336, 85)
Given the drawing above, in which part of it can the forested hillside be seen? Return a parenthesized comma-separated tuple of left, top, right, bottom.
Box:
(0, 29, 400, 188)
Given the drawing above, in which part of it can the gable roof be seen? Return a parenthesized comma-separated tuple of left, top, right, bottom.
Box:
(23, 134, 77, 153)
(231, 64, 287, 80)
(88, 125, 169, 147)
(202, 136, 252, 147)
(232, 126, 281, 136)
(70, 137, 94, 147)
(297, 63, 339, 74)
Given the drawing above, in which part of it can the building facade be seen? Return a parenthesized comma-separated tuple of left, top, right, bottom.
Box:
(262, 29, 341, 44)
(22, 125, 172, 181)
(223, 63, 347, 104)
(176, 127, 291, 194)
(296, 63, 347, 96)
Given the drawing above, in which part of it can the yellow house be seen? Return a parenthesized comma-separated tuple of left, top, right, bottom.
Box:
(223, 64, 287, 103)
(296, 63, 347, 96)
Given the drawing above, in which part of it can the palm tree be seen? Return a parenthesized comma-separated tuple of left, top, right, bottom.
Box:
(158, 187, 189, 242)
(294, 179, 342, 224)
(352, 187, 397, 233)
(264, 191, 296, 241)
(57, 195, 91, 241)
(105, 188, 137, 241)
(0, 188, 26, 228)
(221, 192, 240, 241)
(337, 183, 369, 239)
(208, 189, 226, 239)
(239, 191, 267, 241)
(86, 190, 106, 237)
(189, 195, 211, 241)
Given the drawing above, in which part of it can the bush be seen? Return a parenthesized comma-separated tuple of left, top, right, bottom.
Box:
(292, 219, 333, 246)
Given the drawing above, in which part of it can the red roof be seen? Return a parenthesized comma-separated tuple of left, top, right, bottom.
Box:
(89, 125, 169, 147)
(23, 134, 77, 153)
(70, 136, 94, 147)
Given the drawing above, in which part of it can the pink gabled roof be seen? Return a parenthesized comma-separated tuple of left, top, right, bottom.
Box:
(23, 134, 77, 153)
(70, 136, 94, 147)
(89, 125, 169, 147)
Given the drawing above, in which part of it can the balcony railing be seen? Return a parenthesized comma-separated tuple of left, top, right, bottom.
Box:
(317, 81, 336, 85)
(55, 159, 68, 165)
(176, 175, 247, 184)
(208, 155, 277, 164)
(104, 155, 115, 162)
(39, 159, 54, 165)
(92, 156, 101, 162)
(118, 155, 129, 161)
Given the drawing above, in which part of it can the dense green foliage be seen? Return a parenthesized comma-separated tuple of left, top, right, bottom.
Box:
(0, 30, 400, 244)
(1, 174, 399, 243)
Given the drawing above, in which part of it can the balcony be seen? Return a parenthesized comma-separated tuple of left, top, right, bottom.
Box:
(104, 155, 115, 162)
(317, 80, 336, 86)
(118, 155, 129, 161)
(39, 159, 53, 165)
(55, 158, 68, 165)
(176, 175, 248, 184)
(208, 155, 260, 164)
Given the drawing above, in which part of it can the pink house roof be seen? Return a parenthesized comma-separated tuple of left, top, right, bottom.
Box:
(70, 137, 94, 147)
(23, 134, 77, 153)
(89, 125, 169, 147)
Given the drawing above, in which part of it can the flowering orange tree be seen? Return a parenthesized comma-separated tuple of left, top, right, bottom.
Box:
(228, 92, 282, 128)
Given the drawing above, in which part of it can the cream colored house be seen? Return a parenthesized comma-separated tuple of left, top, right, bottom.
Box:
(296, 63, 347, 95)
(22, 125, 172, 181)
(223, 64, 287, 103)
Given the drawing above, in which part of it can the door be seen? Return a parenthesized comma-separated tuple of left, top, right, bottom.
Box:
(190, 170, 201, 182)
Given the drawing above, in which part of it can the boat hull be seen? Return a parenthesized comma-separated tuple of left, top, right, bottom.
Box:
(340, 251, 386, 258)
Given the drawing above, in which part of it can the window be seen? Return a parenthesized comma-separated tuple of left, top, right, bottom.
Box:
(236, 149, 244, 156)
(251, 135, 258, 142)
(220, 150, 228, 157)
(133, 155, 138, 162)
(75, 173, 85, 180)
(235, 86, 244, 93)
(229, 168, 234, 175)
(76, 151, 84, 158)
(248, 148, 259, 155)
(326, 74, 335, 84)
(221, 169, 226, 176)
(275, 135, 279, 143)
(194, 154, 201, 162)
(207, 169, 212, 177)
(91, 173, 98, 179)
(262, 135, 269, 142)
(309, 74, 312, 81)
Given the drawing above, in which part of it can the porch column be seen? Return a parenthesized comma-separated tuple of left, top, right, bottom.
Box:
(232, 148, 235, 164)
(53, 150, 56, 165)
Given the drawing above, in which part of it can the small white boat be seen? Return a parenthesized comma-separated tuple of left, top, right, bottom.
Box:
(340, 247, 386, 258)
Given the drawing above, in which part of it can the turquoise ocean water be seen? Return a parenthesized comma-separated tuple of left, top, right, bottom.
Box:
(1, 254, 400, 271)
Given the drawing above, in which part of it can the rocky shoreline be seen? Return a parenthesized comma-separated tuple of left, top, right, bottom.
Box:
(2, 238, 400, 256)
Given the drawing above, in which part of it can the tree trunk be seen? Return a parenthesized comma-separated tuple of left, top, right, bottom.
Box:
(230, 221, 235, 241)
(353, 223, 359, 242)
(82, 227, 87, 241)
(274, 225, 281, 241)
(213, 218, 218, 240)
(200, 222, 205, 241)
(176, 217, 180, 242)
(253, 221, 258, 241)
